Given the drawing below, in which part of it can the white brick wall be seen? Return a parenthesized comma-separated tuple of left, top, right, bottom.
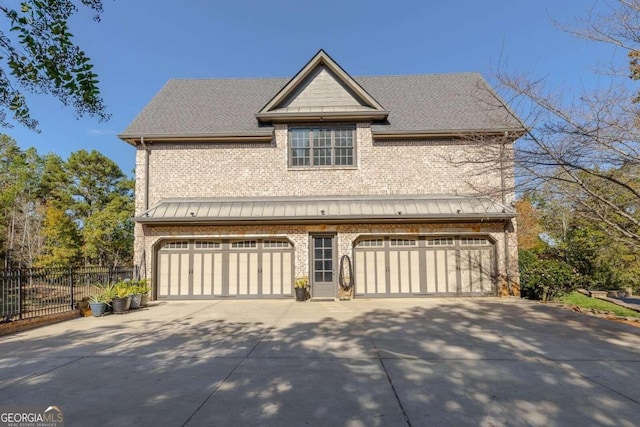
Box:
(137, 123, 505, 210)
(134, 122, 519, 297)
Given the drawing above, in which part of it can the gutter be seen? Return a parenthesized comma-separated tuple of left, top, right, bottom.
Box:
(133, 213, 516, 225)
(255, 111, 389, 123)
(118, 132, 274, 146)
(372, 128, 526, 140)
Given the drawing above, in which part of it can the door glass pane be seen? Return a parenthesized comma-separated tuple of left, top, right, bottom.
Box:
(313, 236, 333, 284)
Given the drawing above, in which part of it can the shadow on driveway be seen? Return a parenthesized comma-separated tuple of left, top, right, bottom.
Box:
(0, 299, 638, 426)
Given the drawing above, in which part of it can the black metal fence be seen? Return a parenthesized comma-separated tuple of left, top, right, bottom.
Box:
(1, 266, 136, 322)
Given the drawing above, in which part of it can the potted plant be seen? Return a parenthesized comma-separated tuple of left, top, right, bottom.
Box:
(112, 281, 133, 314)
(137, 279, 151, 307)
(88, 285, 110, 317)
(294, 277, 309, 301)
(129, 280, 143, 310)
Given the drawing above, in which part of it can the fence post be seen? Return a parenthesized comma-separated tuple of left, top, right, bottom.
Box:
(69, 266, 75, 310)
(17, 268, 23, 320)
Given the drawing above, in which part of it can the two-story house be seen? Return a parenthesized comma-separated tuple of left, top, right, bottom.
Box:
(119, 50, 523, 301)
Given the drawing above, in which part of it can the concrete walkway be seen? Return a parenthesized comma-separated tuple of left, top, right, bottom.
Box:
(1, 298, 639, 427)
(611, 296, 640, 312)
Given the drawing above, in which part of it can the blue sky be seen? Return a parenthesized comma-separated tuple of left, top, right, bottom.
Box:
(3, 0, 623, 175)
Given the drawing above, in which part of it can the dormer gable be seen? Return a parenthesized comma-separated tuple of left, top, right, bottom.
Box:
(256, 49, 388, 123)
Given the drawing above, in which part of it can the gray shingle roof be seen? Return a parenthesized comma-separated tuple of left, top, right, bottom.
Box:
(120, 73, 523, 139)
(135, 195, 515, 224)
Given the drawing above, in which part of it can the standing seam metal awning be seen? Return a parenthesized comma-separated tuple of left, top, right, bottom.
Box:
(134, 195, 515, 225)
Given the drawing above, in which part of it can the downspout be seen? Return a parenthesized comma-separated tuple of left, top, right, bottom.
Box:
(139, 137, 150, 281)
(140, 136, 150, 211)
(500, 132, 513, 296)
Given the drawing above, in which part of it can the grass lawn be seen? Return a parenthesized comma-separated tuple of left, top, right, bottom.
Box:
(557, 292, 640, 318)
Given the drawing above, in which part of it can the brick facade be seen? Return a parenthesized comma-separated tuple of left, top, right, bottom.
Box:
(134, 122, 518, 298)
(137, 123, 504, 206)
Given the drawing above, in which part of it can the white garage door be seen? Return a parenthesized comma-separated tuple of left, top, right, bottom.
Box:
(354, 236, 495, 297)
(157, 239, 294, 299)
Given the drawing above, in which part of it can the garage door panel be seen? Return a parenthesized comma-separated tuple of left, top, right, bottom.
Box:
(213, 253, 223, 295)
(355, 251, 365, 293)
(375, 251, 386, 293)
(355, 236, 495, 297)
(390, 250, 420, 294)
(166, 253, 190, 296)
(460, 248, 493, 294)
(389, 251, 400, 293)
(192, 252, 223, 296)
(410, 250, 420, 293)
(262, 253, 273, 295)
(193, 253, 203, 295)
(157, 239, 293, 299)
(249, 252, 259, 295)
(460, 250, 472, 293)
(282, 252, 292, 293)
(447, 250, 458, 293)
(228, 253, 239, 296)
(159, 253, 170, 297)
(479, 249, 493, 293)
(426, 249, 453, 293)
(426, 251, 437, 293)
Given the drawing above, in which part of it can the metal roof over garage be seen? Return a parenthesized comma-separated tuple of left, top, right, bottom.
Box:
(135, 195, 515, 225)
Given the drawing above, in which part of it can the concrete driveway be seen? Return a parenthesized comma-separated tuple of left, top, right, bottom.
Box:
(1, 298, 639, 427)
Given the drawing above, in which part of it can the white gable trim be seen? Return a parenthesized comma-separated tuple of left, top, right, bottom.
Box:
(257, 50, 388, 122)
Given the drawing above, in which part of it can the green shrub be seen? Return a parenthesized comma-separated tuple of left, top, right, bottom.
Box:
(519, 249, 578, 302)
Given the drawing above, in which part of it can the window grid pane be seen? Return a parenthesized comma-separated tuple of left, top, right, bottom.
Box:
(427, 238, 455, 246)
(231, 240, 257, 249)
(291, 130, 310, 166)
(263, 240, 291, 248)
(460, 237, 488, 246)
(390, 238, 417, 247)
(162, 241, 189, 249)
(357, 239, 383, 247)
(195, 241, 221, 249)
(290, 128, 354, 167)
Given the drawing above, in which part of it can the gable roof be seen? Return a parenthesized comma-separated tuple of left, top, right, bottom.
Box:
(119, 54, 524, 143)
(256, 49, 388, 122)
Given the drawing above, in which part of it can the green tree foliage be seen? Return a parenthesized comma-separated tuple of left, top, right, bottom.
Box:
(0, 138, 133, 268)
(66, 149, 131, 220)
(62, 149, 134, 267)
(82, 194, 133, 267)
(37, 204, 80, 267)
(0, 0, 109, 130)
(514, 196, 545, 251)
(519, 182, 640, 298)
(0, 135, 46, 266)
(491, 1, 640, 297)
(518, 249, 577, 302)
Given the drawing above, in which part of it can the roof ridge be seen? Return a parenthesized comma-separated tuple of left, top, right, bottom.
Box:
(165, 72, 483, 83)
(355, 71, 482, 78)
(167, 77, 288, 82)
